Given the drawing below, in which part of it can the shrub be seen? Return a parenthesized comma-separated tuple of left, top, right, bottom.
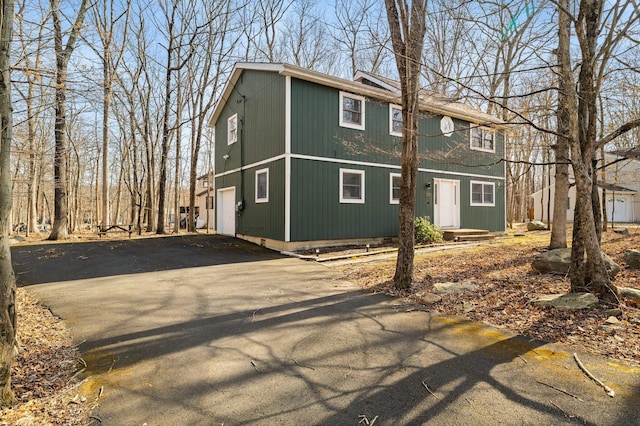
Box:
(414, 217, 443, 244)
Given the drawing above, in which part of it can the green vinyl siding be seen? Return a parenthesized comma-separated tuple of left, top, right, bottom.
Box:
(215, 70, 286, 173)
(290, 78, 504, 179)
(290, 158, 399, 241)
(214, 159, 286, 241)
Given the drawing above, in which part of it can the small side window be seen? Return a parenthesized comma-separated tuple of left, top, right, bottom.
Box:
(339, 92, 366, 130)
(390, 173, 401, 204)
(228, 114, 238, 145)
(389, 105, 402, 136)
(470, 181, 495, 206)
(255, 168, 269, 203)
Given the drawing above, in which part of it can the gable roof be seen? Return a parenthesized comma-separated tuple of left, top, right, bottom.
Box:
(209, 62, 505, 129)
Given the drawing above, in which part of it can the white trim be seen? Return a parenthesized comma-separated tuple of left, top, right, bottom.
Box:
(389, 173, 401, 204)
(470, 126, 496, 153)
(214, 153, 506, 181)
(470, 180, 496, 206)
(285, 76, 291, 242)
(255, 168, 269, 203)
(389, 104, 402, 137)
(285, 155, 291, 242)
(339, 91, 365, 130)
(340, 168, 365, 204)
(227, 113, 238, 145)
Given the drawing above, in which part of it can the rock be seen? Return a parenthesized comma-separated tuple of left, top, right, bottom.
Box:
(531, 248, 620, 277)
(531, 292, 599, 310)
(619, 286, 640, 301)
(418, 292, 442, 305)
(613, 228, 629, 235)
(432, 280, 478, 294)
(527, 221, 547, 231)
(602, 308, 623, 317)
(623, 249, 640, 269)
(605, 316, 620, 325)
(462, 302, 476, 313)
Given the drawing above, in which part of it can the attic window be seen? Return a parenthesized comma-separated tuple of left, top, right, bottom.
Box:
(470, 127, 495, 152)
(228, 114, 238, 145)
(339, 92, 365, 130)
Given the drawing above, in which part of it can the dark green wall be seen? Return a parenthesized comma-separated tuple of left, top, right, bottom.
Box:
(290, 159, 400, 241)
(215, 70, 286, 173)
(289, 78, 504, 179)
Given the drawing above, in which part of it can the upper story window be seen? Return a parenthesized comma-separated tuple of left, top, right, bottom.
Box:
(470, 181, 495, 206)
(340, 168, 365, 203)
(255, 168, 269, 203)
(470, 126, 495, 152)
(389, 105, 402, 136)
(202, 179, 209, 188)
(228, 113, 238, 145)
(390, 173, 401, 204)
(339, 91, 365, 130)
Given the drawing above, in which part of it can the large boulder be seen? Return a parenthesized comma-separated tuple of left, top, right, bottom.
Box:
(623, 249, 640, 269)
(432, 280, 478, 294)
(531, 292, 599, 310)
(527, 221, 548, 231)
(531, 248, 620, 277)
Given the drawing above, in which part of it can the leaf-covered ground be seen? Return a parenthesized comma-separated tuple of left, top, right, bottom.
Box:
(0, 289, 94, 425)
(338, 230, 640, 367)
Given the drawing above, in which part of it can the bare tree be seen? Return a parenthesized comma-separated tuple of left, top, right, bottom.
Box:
(0, 0, 17, 406)
(384, 0, 428, 290)
(47, 0, 91, 240)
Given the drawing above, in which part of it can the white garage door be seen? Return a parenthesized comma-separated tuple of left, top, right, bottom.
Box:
(606, 194, 631, 223)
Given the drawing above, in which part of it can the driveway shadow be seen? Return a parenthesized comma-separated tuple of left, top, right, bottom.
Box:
(11, 234, 281, 286)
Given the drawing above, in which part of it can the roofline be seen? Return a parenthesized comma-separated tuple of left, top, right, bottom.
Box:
(209, 62, 506, 129)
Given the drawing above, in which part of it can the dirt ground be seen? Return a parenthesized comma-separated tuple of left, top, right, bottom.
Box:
(338, 228, 640, 367)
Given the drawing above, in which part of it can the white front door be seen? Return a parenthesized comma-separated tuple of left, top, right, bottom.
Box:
(217, 187, 236, 236)
(434, 178, 460, 228)
(606, 194, 631, 223)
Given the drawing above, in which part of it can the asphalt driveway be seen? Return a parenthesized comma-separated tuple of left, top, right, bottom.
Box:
(11, 235, 640, 425)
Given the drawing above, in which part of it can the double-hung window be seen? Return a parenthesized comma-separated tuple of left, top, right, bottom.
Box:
(470, 126, 495, 152)
(228, 114, 238, 145)
(389, 105, 402, 136)
(470, 181, 495, 206)
(255, 168, 269, 203)
(390, 173, 401, 204)
(340, 169, 365, 203)
(339, 92, 365, 130)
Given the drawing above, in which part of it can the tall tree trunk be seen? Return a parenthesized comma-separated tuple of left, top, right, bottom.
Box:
(48, 0, 90, 240)
(550, 18, 570, 249)
(384, 0, 427, 290)
(0, 0, 17, 405)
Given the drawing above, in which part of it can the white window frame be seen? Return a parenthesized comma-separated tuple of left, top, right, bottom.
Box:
(390, 173, 401, 204)
(389, 104, 402, 137)
(227, 113, 238, 145)
(470, 180, 495, 206)
(470, 126, 496, 153)
(340, 168, 365, 204)
(255, 168, 269, 203)
(339, 91, 365, 130)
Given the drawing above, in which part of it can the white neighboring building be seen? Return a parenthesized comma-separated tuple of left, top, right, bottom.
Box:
(531, 152, 640, 224)
(196, 173, 215, 229)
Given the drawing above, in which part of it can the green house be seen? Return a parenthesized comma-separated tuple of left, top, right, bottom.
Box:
(209, 63, 506, 251)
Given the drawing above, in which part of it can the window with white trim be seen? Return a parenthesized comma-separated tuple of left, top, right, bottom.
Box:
(389, 105, 402, 136)
(228, 114, 238, 145)
(470, 126, 495, 152)
(339, 92, 365, 130)
(255, 168, 269, 203)
(340, 168, 365, 203)
(390, 173, 401, 204)
(470, 181, 495, 206)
